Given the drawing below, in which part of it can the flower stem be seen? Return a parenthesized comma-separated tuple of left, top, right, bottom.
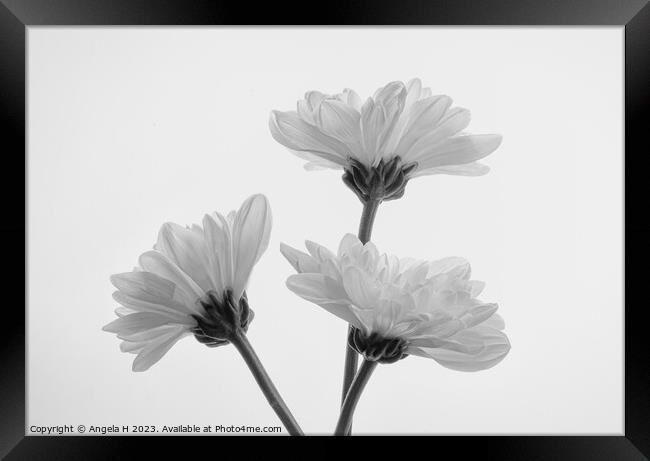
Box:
(341, 198, 381, 429)
(231, 331, 304, 436)
(335, 359, 378, 436)
(358, 198, 381, 244)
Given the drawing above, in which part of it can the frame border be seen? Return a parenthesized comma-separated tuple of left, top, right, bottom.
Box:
(2, 0, 648, 458)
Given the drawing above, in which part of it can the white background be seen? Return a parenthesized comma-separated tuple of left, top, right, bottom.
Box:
(27, 27, 623, 435)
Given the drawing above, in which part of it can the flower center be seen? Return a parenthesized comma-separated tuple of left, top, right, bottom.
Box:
(348, 327, 409, 364)
(342, 156, 417, 204)
(192, 289, 254, 347)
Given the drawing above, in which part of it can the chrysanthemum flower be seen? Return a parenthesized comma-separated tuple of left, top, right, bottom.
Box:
(270, 78, 502, 203)
(281, 234, 510, 371)
(103, 194, 272, 372)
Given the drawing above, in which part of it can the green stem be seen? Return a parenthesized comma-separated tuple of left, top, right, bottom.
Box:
(335, 359, 378, 436)
(231, 331, 304, 436)
(341, 199, 381, 430)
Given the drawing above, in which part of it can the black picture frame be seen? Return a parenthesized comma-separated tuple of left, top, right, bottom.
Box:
(2, 0, 648, 458)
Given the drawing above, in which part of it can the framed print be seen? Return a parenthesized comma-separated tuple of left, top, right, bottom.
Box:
(2, 0, 649, 458)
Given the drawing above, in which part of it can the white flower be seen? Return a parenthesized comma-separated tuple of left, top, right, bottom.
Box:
(104, 194, 272, 372)
(270, 78, 502, 179)
(281, 234, 510, 371)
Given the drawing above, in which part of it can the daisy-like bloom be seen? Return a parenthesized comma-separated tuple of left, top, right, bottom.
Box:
(103, 194, 271, 372)
(281, 234, 510, 371)
(270, 78, 502, 203)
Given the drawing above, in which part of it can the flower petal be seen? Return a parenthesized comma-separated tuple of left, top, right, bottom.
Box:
(138, 251, 204, 305)
(395, 96, 452, 153)
(339, 88, 362, 111)
(361, 83, 407, 164)
(103, 312, 193, 335)
(403, 78, 423, 109)
(459, 303, 499, 328)
(111, 271, 180, 304)
(373, 81, 407, 111)
(286, 273, 363, 329)
(112, 290, 194, 318)
(280, 243, 320, 273)
(482, 312, 506, 330)
(297, 91, 327, 122)
(468, 280, 486, 297)
(156, 222, 213, 293)
(202, 213, 232, 294)
(414, 325, 511, 372)
(117, 324, 181, 342)
(290, 148, 344, 169)
(400, 106, 470, 162)
(303, 161, 340, 171)
(413, 134, 502, 170)
(337, 233, 362, 258)
(132, 326, 189, 372)
(269, 111, 349, 166)
(120, 340, 146, 354)
(304, 240, 336, 263)
(231, 194, 272, 300)
(359, 98, 384, 165)
(341, 266, 381, 310)
(316, 100, 362, 148)
(412, 162, 490, 178)
(401, 312, 464, 340)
